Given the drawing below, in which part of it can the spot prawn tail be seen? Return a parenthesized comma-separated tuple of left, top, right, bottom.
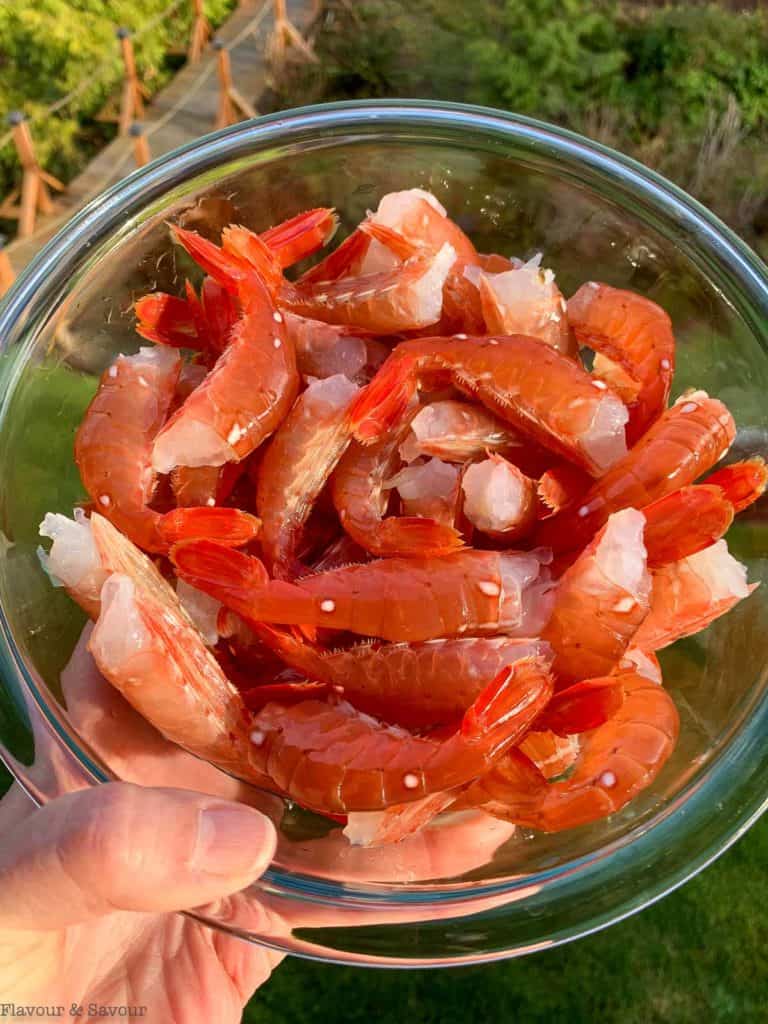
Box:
(375, 517, 464, 556)
(171, 539, 269, 599)
(221, 224, 284, 293)
(705, 457, 768, 514)
(134, 292, 203, 350)
(170, 224, 254, 296)
(643, 485, 734, 566)
(297, 228, 372, 285)
(461, 656, 554, 754)
(350, 354, 419, 443)
(261, 207, 339, 267)
(359, 220, 422, 261)
(157, 507, 261, 550)
(537, 677, 625, 736)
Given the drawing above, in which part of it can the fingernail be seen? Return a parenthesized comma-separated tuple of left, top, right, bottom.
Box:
(193, 802, 274, 877)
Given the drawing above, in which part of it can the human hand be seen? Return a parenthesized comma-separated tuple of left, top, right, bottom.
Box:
(0, 778, 282, 1019)
(0, 783, 281, 1022)
(0, 628, 283, 1023)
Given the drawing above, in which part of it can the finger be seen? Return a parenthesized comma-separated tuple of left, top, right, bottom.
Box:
(0, 783, 276, 929)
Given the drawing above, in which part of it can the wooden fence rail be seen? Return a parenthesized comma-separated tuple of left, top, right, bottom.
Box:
(0, 0, 321, 295)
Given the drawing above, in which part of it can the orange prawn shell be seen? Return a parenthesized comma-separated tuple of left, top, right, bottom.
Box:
(568, 282, 675, 443)
(75, 348, 181, 553)
(542, 508, 651, 686)
(248, 656, 554, 812)
(459, 670, 679, 832)
(536, 393, 737, 554)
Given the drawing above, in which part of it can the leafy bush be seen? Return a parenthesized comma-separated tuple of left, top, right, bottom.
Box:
(0, 0, 236, 235)
(271, 0, 768, 254)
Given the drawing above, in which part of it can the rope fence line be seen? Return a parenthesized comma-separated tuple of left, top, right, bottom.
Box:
(0, 0, 188, 150)
(88, 0, 272, 191)
(1, 1, 319, 257)
(133, 0, 188, 42)
(0, 0, 319, 290)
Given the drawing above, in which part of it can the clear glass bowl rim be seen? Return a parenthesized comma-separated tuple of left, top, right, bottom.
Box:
(1, 99, 768, 966)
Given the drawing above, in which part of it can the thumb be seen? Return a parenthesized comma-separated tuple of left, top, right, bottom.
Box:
(0, 782, 276, 929)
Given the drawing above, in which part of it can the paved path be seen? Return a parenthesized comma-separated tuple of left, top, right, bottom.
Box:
(4, 0, 314, 277)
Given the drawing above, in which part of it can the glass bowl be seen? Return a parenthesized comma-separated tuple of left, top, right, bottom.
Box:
(1, 100, 768, 967)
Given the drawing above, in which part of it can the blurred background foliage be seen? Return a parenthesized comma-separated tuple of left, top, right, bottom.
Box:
(2, 1, 767, 253)
(269, 0, 768, 256)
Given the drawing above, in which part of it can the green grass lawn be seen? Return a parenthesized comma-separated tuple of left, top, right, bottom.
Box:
(245, 814, 768, 1023)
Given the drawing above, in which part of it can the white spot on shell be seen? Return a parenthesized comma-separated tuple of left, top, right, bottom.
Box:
(680, 402, 699, 414)
(592, 379, 607, 390)
(577, 505, 590, 518)
(137, 375, 148, 387)
(600, 770, 617, 787)
(98, 495, 111, 507)
(227, 424, 242, 445)
(453, 333, 468, 340)
(273, 337, 281, 348)
(273, 311, 283, 323)
(250, 730, 265, 746)
(320, 599, 336, 613)
(613, 596, 636, 613)
(403, 773, 419, 790)
(206, 497, 216, 507)
(107, 365, 118, 378)
(478, 580, 501, 597)
(660, 358, 671, 370)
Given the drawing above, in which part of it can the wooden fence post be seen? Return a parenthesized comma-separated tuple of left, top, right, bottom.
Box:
(188, 0, 211, 63)
(117, 28, 148, 136)
(0, 112, 65, 239)
(129, 123, 151, 167)
(0, 247, 15, 297)
(272, 0, 319, 63)
(213, 39, 258, 128)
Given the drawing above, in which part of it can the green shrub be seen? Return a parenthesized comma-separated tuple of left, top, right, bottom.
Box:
(271, 0, 768, 254)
